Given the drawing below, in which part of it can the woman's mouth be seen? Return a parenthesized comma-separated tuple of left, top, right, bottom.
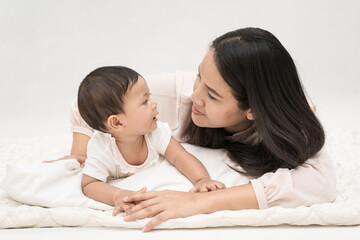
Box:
(192, 105, 204, 115)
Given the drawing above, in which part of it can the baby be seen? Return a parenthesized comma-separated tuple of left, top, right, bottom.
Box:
(77, 66, 225, 216)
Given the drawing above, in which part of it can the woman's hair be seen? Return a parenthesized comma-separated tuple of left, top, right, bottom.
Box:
(182, 27, 325, 177)
(78, 66, 140, 132)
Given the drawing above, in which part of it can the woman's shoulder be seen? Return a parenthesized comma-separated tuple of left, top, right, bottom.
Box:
(303, 147, 333, 167)
(145, 71, 196, 141)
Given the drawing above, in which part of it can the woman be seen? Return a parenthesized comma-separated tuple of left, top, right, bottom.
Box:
(67, 27, 336, 231)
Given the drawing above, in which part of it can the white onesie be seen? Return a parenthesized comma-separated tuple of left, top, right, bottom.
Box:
(83, 121, 171, 182)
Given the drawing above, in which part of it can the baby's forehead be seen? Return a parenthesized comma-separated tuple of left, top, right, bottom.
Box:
(125, 76, 149, 98)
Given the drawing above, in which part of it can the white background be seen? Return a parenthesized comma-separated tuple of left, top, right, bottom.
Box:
(0, 0, 359, 138)
(0, 1, 359, 238)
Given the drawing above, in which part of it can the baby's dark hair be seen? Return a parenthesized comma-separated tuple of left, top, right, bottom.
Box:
(78, 66, 141, 132)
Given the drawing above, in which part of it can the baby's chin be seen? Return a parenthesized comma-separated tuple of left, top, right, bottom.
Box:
(147, 121, 158, 133)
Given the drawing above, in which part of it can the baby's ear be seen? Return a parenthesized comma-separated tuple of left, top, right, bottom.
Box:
(107, 114, 125, 130)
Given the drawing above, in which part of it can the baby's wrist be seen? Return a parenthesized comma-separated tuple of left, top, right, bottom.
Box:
(194, 177, 211, 185)
(113, 189, 124, 205)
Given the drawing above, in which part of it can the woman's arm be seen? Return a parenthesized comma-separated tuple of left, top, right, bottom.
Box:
(250, 149, 336, 209)
(69, 98, 94, 157)
(122, 183, 258, 232)
(43, 132, 90, 165)
(122, 149, 336, 232)
(70, 132, 91, 157)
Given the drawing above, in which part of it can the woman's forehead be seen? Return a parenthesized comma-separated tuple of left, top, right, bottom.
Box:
(200, 50, 232, 98)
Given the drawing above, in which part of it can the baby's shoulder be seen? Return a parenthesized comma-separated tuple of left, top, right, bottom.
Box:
(88, 130, 114, 152)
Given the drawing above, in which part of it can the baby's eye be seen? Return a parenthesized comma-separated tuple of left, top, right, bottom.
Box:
(143, 99, 149, 104)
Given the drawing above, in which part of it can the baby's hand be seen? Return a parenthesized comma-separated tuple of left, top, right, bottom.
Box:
(112, 187, 147, 216)
(189, 178, 226, 193)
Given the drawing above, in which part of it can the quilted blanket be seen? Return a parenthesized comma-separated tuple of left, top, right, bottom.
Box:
(0, 129, 359, 229)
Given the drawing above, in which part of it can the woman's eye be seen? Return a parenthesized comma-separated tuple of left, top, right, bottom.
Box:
(197, 73, 201, 80)
(208, 93, 216, 100)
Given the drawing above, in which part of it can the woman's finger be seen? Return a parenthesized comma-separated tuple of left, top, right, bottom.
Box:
(123, 203, 163, 222)
(42, 155, 85, 164)
(124, 196, 160, 217)
(142, 212, 170, 232)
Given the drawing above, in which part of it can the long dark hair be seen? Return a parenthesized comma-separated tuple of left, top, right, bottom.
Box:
(183, 28, 325, 177)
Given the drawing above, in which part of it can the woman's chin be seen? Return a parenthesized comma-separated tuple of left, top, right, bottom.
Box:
(191, 113, 207, 127)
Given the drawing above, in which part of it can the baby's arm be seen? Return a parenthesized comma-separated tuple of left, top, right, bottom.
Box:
(82, 174, 141, 215)
(164, 137, 225, 192)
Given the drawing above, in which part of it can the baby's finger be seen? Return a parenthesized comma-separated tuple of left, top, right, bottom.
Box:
(188, 186, 198, 193)
(112, 206, 123, 216)
(136, 186, 147, 193)
(215, 182, 226, 189)
(206, 183, 218, 191)
(200, 185, 209, 192)
(122, 204, 131, 213)
(123, 191, 155, 203)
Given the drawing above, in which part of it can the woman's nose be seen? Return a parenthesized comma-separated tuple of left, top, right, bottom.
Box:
(191, 83, 204, 107)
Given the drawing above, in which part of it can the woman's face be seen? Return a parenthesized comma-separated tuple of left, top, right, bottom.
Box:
(191, 50, 252, 133)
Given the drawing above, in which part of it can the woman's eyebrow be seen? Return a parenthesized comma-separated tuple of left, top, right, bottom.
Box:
(204, 83, 223, 98)
(199, 65, 223, 98)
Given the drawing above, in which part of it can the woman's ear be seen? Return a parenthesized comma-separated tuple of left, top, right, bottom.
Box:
(246, 109, 254, 121)
(107, 114, 125, 130)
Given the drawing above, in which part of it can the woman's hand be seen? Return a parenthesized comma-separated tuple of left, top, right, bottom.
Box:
(122, 190, 206, 232)
(112, 187, 147, 216)
(43, 155, 86, 168)
(189, 178, 226, 193)
(122, 184, 259, 232)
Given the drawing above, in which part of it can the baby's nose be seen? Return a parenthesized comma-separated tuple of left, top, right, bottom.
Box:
(151, 98, 157, 108)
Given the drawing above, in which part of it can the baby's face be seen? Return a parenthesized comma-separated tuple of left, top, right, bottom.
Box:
(120, 76, 158, 135)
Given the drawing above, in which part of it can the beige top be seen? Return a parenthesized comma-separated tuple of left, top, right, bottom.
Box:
(70, 71, 337, 209)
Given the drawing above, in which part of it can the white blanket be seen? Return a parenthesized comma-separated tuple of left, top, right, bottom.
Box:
(0, 129, 359, 229)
